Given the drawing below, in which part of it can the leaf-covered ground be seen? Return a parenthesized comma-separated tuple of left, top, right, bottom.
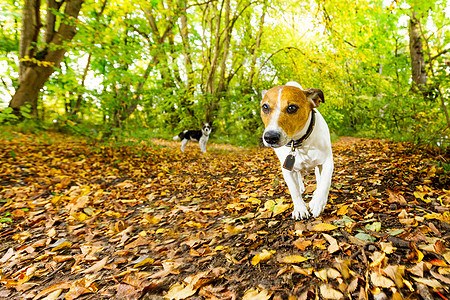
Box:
(0, 132, 449, 300)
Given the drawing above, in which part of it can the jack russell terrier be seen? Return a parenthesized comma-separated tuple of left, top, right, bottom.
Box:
(173, 123, 212, 153)
(261, 81, 333, 219)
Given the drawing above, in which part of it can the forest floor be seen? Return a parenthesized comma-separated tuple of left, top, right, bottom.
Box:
(0, 132, 449, 300)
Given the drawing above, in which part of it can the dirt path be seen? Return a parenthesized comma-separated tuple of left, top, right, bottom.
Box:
(0, 133, 449, 299)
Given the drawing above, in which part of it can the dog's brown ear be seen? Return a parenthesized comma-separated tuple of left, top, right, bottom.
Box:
(304, 88, 324, 107)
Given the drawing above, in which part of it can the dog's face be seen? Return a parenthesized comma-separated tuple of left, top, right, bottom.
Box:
(202, 123, 212, 136)
(260, 85, 324, 148)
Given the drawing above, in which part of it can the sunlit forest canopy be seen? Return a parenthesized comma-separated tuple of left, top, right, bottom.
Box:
(0, 0, 449, 146)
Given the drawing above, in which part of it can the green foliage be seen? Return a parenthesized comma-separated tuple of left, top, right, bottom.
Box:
(0, 107, 19, 123)
(0, 0, 449, 147)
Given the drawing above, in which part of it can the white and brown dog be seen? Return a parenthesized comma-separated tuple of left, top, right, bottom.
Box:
(261, 81, 333, 219)
(173, 123, 212, 153)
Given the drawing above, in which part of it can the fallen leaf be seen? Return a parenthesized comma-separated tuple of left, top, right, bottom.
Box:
(242, 288, 272, 300)
(251, 249, 275, 265)
(293, 239, 312, 251)
(0, 248, 14, 263)
(411, 276, 443, 289)
(370, 271, 395, 288)
(312, 223, 338, 232)
(323, 233, 340, 254)
(32, 282, 72, 300)
(380, 242, 396, 254)
(280, 255, 309, 264)
(430, 269, 450, 285)
(65, 278, 98, 300)
(82, 256, 109, 274)
(164, 268, 226, 300)
(319, 284, 344, 299)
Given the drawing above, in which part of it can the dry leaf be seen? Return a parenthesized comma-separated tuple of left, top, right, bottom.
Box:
(82, 256, 109, 274)
(242, 288, 272, 300)
(65, 278, 98, 300)
(430, 270, 450, 285)
(319, 284, 344, 299)
(380, 242, 396, 254)
(164, 268, 226, 300)
(293, 239, 312, 251)
(280, 255, 309, 264)
(370, 272, 395, 288)
(32, 282, 72, 300)
(251, 249, 275, 265)
(323, 233, 340, 254)
(411, 276, 443, 289)
(312, 223, 338, 232)
(0, 248, 14, 264)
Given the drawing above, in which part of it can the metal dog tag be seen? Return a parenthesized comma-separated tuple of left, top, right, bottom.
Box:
(283, 154, 295, 171)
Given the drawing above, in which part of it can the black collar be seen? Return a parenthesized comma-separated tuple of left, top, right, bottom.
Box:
(286, 110, 316, 149)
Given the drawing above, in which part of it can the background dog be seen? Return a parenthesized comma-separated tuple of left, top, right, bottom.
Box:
(260, 81, 333, 219)
(173, 123, 212, 153)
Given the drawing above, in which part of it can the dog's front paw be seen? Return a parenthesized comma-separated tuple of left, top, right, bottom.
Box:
(309, 197, 327, 217)
(292, 206, 310, 220)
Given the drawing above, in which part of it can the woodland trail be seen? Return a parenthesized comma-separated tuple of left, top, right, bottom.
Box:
(0, 132, 449, 299)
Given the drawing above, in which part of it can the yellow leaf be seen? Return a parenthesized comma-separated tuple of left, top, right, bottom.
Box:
(414, 191, 429, 202)
(281, 255, 309, 264)
(251, 249, 275, 265)
(156, 228, 166, 234)
(315, 269, 328, 282)
(369, 252, 386, 268)
(143, 215, 162, 225)
(242, 288, 272, 300)
(52, 241, 72, 251)
(292, 266, 314, 276)
(134, 257, 154, 268)
(312, 223, 338, 232)
(12, 231, 32, 243)
(264, 200, 276, 211)
(336, 205, 348, 216)
(247, 197, 261, 205)
(273, 203, 291, 216)
(224, 224, 244, 235)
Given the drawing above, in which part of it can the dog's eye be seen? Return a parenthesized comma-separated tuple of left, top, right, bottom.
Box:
(287, 104, 298, 114)
(262, 104, 270, 114)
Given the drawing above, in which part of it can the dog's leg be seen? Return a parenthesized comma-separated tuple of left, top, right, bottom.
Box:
(181, 139, 188, 152)
(282, 169, 310, 219)
(314, 166, 322, 187)
(309, 157, 333, 217)
(296, 172, 305, 195)
(199, 139, 206, 153)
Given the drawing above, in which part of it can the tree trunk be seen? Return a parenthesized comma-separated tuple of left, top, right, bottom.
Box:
(19, 0, 41, 85)
(247, 1, 266, 88)
(9, 0, 84, 117)
(408, 11, 427, 94)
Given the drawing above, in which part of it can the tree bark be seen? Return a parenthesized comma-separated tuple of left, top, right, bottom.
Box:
(408, 11, 427, 93)
(19, 0, 41, 85)
(9, 0, 84, 117)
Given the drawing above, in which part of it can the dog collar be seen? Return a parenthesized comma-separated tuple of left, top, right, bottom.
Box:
(286, 110, 316, 149)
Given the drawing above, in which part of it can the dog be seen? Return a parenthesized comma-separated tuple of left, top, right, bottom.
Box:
(173, 123, 212, 153)
(260, 81, 333, 219)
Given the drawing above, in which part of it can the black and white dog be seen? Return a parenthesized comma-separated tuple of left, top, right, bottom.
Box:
(173, 123, 212, 153)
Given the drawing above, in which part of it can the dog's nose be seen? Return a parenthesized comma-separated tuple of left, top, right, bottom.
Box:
(264, 131, 280, 144)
